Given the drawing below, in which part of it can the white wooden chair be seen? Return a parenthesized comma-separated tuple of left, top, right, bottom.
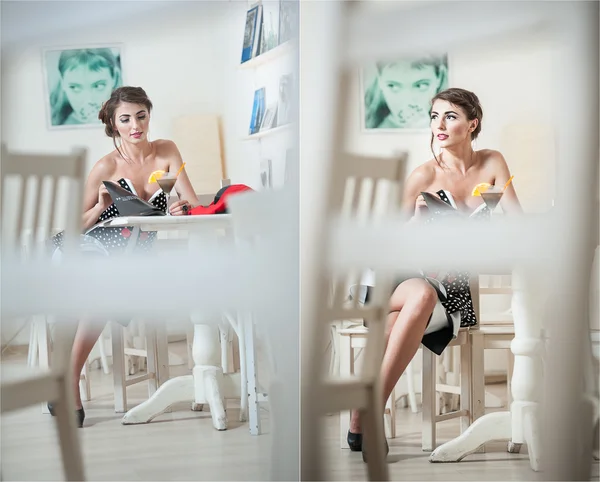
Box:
(588, 246, 599, 460)
(0, 143, 87, 480)
(26, 282, 170, 414)
(420, 274, 518, 452)
(338, 326, 406, 446)
(421, 324, 474, 452)
(228, 189, 292, 435)
(306, 148, 407, 480)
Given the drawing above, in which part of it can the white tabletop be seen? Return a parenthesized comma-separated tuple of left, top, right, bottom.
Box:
(99, 214, 232, 232)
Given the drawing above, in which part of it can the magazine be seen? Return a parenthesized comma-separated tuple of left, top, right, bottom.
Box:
(102, 181, 166, 217)
(421, 190, 487, 218)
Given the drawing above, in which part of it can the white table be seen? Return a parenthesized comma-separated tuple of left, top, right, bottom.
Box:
(429, 269, 544, 471)
(101, 214, 240, 430)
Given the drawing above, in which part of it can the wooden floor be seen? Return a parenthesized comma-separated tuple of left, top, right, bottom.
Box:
(1, 343, 598, 481)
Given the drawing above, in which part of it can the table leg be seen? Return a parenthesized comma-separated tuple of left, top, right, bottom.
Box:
(430, 270, 544, 471)
(122, 323, 233, 430)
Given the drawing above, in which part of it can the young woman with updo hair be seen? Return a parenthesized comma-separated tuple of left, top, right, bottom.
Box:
(48, 86, 199, 427)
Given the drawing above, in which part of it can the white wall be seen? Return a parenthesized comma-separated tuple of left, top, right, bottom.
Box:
(220, 0, 298, 189)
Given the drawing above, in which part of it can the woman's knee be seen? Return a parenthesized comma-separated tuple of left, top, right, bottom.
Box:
(390, 278, 437, 313)
(412, 283, 438, 313)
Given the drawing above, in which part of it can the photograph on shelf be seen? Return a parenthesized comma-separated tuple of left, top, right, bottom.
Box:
(249, 87, 266, 135)
(260, 1, 280, 54)
(361, 54, 449, 131)
(260, 159, 273, 189)
(279, 1, 299, 44)
(260, 104, 278, 131)
(241, 3, 263, 63)
(43, 44, 123, 128)
(277, 73, 294, 126)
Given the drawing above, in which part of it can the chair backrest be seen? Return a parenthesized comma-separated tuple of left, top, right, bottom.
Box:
(329, 153, 407, 311)
(324, 153, 407, 382)
(1, 144, 87, 259)
(471, 273, 514, 327)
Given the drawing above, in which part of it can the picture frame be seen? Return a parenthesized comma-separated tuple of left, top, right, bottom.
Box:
(42, 43, 124, 130)
(260, 158, 273, 189)
(260, 104, 278, 131)
(359, 54, 449, 133)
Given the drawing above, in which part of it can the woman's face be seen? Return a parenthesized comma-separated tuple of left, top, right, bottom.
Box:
(61, 65, 115, 123)
(430, 99, 475, 148)
(113, 103, 151, 144)
(378, 61, 441, 128)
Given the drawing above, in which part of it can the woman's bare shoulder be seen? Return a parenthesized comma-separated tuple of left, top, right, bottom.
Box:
(407, 159, 437, 186)
(478, 149, 508, 167)
(90, 153, 118, 178)
(152, 139, 179, 155)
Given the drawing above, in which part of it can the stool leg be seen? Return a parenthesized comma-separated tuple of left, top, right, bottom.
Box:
(422, 348, 436, 451)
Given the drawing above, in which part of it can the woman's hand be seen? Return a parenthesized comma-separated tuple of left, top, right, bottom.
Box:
(169, 199, 191, 216)
(413, 193, 429, 219)
(97, 182, 113, 210)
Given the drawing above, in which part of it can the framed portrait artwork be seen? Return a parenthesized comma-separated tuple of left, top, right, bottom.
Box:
(360, 54, 449, 132)
(42, 44, 124, 129)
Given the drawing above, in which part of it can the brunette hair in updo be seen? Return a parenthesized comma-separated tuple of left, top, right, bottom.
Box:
(429, 87, 483, 166)
(98, 86, 153, 158)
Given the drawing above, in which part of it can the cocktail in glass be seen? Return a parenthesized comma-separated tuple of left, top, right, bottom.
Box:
(480, 185, 504, 213)
(156, 173, 177, 215)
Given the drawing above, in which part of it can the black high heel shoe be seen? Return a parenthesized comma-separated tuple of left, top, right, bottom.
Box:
(347, 431, 363, 451)
(47, 403, 85, 428)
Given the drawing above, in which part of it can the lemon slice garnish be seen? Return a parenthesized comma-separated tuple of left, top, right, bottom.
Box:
(472, 182, 492, 197)
(148, 170, 166, 183)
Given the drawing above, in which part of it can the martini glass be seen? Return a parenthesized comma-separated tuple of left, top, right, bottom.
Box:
(480, 185, 504, 214)
(156, 173, 177, 215)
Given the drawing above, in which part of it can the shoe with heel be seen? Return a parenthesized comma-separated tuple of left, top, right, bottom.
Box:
(47, 402, 85, 428)
(347, 431, 363, 451)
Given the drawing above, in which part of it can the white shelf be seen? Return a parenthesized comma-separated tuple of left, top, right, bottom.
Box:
(238, 40, 296, 70)
(244, 123, 294, 141)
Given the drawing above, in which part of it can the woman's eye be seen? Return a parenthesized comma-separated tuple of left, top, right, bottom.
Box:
(137, 116, 146, 121)
(69, 86, 82, 93)
(430, 114, 437, 120)
(120, 119, 129, 124)
(446, 115, 456, 120)
(414, 80, 431, 91)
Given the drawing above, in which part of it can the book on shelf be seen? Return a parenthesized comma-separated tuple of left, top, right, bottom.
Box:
(249, 87, 266, 135)
(279, 1, 298, 44)
(277, 73, 294, 126)
(259, 1, 280, 54)
(260, 104, 278, 131)
(241, 3, 263, 63)
(260, 159, 273, 189)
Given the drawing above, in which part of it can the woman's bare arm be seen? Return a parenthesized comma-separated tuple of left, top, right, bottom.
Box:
(491, 151, 523, 214)
(402, 164, 434, 221)
(81, 157, 117, 231)
(164, 140, 200, 207)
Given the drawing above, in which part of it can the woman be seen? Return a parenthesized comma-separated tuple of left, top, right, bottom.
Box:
(348, 87, 523, 459)
(49, 86, 199, 427)
(364, 55, 448, 129)
(49, 48, 122, 126)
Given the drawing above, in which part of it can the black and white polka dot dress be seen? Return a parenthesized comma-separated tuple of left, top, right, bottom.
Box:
(412, 191, 492, 354)
(50, 178, 168, 256)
